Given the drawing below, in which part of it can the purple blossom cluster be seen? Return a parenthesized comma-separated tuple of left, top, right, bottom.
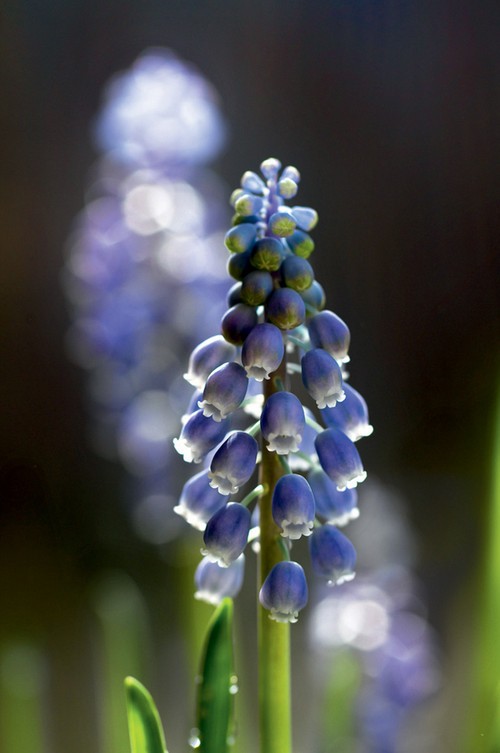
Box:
(63, 50, 230, 541)
(309, 484, 441, 752)
(174, 158, 373, 622)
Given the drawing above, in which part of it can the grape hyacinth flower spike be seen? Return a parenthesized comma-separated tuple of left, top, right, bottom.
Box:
(173, 158, 373, 753)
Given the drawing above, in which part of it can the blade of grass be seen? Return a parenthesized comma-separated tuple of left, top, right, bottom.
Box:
(124, 676, 168, 753)
(196, 598, 234, 753)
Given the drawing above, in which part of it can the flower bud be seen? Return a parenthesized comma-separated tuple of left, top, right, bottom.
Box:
(221, 303, 258, 345)
(266, 288, 306, 330)
(240, 270, 274, 306)
(269, 209, 297, 236)
(250, 237, 284, 271)
(281, 255, 314, 292)
(290, 206, 318, 232)
(224, 223, 258, 253)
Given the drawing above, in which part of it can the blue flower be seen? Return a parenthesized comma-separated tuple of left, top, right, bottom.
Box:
(301, 348, 345, 409)
(261, 391, 305, 454)
(94, 50, 226, 169)
(174, 469, 229, 530)
(198, 361, 248, 421)
(307, 467, 359, 526)
(272, 474, 315, 540)
(184, 335, 236, 390)
(315, 426, 367, 490)
(320, 383, 373, 442)
(307, 310, 351, 363)
(310, 524, 357, 585)
(173, 409, 230, 463)
(194, 554, 245, 605)
(202, 502, 251, 567)
(241, 323, 285, 381)
(208, 431, 258, 494)
(259, 561, 308, 623)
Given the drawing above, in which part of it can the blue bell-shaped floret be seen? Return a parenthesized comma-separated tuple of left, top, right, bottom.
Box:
(259, 561, 308, 623)
(272, 473, 315, 540)
(198, 361, 248, 421)
(307, 467, 359, 526)
(174, 469, 229, 531)
(310, 524, 357, 585)
(202, 502, 251, 567)
(241, 322, 285, 381)
(315, 426, 367, 490)
(301, 348, 345, 409)
(320, 383, 373, 441)
(261, 391, 305, 455)
(307, 310, 350, 363)
(184, 335, 236, 389)
(194, 554, 245, 605)
(208, 430, 258, 495)
(173, 409, 230, 463)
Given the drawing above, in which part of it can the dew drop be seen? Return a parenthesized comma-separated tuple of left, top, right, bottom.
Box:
(188, 728, 201, 749)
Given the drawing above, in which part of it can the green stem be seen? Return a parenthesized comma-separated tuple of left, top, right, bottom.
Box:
(258, 360, 292, 753)
(240, 484, 267, 508)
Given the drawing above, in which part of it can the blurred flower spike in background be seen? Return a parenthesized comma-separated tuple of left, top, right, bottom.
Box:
(174, 156, 373, 621)
(63, 49, 230, 542)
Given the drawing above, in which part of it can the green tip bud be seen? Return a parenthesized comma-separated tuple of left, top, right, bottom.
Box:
(286, 230, 315, 258)
(269, 211, 297, 238)
(224, 223, 258, 254)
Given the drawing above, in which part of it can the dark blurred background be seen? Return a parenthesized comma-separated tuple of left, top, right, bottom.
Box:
(1, 2, 499, 752)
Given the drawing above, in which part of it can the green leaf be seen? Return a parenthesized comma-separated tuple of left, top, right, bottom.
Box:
(124, 676, 168, 753)
(196, 598, 234, 753)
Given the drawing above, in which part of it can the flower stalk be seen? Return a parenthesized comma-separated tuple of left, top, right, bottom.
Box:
(258, 365, 292, 753)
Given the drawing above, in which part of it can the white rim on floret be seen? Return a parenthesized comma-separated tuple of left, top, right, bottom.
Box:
(315, 387, 346, 410)
(244, 364, 271, 381)
(328, 571, 356, 587)
(347, 423, 374, 442)
(173, 436, 202, 463)
(280, 519, 314, 540)
(326, 507, 360, 527)
(336, 470, 367, 491)
(266, 433, 302, 455)
(269, 608, 299, 624)
(198, 399, 227, 422)
(194, 588, 222, 605)
(208, 471, 239, 495)
(201, 548, 233, 568)
(173, 501, 207, 531)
